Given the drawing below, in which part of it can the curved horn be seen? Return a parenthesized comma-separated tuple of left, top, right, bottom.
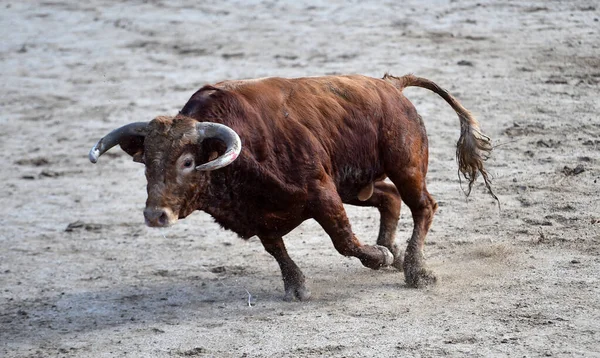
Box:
(195, 122, 242, 171)
(89, 122, 149, 163)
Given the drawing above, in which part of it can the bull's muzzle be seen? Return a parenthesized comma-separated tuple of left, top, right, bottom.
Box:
(144, 207, 177, 228)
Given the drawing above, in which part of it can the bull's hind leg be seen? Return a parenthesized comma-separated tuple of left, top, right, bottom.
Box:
(343, 181, 403, 270)
(259, 236, 311, 301)
(386, 167, 438, 288)
(312, 178, 394, 270)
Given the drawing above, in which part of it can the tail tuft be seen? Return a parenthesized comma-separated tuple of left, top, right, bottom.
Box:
(456, 111, 497, 202)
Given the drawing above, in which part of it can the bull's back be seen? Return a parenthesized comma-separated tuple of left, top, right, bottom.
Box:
(221, 75, 411, 197)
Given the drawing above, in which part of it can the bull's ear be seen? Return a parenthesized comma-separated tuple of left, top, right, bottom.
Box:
(118, 135, 145, 163)
(207, 151, 219, 161)
(194, 122, 241, 171)
(89, 122, 149, 164)
(132, 151, 144, 163)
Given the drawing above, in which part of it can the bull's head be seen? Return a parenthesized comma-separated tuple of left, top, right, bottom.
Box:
(89, 115, 241, 227)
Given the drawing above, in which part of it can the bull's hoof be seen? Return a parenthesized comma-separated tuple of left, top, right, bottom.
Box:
(403, 251, 436, 288)
(375, 241, 404, 272)
(384, 244, 404, 271)
(359, 245, 395, 270)
(404, 267, 437, 288)
(379, 245, 395, 267)
(282, 272, 311, 301)
(391, 253, 404, 271)
(283, 285, 311, 301)
(374, 245, 394, 269)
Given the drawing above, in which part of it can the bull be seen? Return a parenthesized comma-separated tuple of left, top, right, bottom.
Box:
(89, 74, 496, 301)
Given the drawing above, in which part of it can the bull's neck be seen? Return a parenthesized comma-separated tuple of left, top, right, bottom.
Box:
(196, 155, 259, 238)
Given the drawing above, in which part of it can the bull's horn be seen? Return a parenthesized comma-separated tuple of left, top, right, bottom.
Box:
(89, 122, 149, 163)
(195, 122, 242, 171)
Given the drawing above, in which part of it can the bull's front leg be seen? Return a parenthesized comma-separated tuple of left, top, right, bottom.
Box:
(311, 179, 394, 270)
(259, 236, 311, 301)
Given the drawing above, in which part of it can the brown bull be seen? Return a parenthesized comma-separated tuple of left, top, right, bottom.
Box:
(89, 74, 495, 301)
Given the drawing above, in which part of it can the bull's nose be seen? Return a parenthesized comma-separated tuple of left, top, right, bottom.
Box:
(144, 207, 173, 227)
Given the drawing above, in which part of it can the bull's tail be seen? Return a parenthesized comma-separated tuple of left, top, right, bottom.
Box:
(383, 73, 497, 201)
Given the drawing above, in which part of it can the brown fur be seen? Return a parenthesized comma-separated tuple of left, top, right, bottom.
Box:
(109, 74, 495, 300)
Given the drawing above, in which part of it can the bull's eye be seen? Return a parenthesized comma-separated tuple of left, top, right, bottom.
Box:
(179, 154, 195, 173)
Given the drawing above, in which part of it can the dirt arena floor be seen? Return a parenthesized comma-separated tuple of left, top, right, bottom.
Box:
(1, 1, 599, 357)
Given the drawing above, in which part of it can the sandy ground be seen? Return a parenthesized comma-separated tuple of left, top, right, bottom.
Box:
(1, 1, 599, 357)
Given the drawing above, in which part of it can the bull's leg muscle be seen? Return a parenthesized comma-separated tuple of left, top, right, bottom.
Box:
(386, 166, 438, 288)
(259, 236, 311, 301)
(312, 178, 394, 270)
(343, 181, 403, 270)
